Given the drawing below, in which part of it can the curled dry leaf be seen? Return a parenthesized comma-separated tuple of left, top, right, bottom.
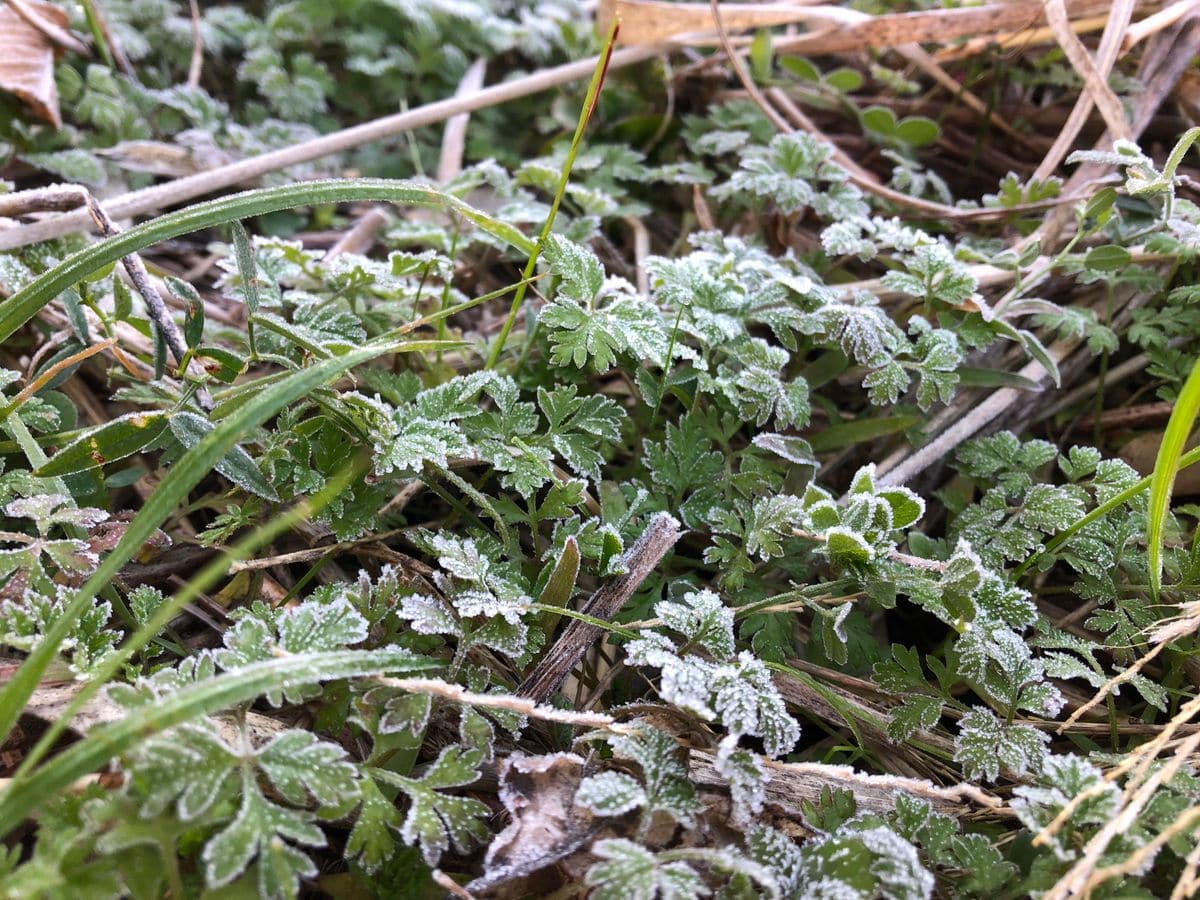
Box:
(476, 753, 595, 892)
(0, 0, 72, 129)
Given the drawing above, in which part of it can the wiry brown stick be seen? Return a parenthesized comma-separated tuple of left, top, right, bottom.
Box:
(517, 513, 681, 703)
(2, 185, 190, 367)
(876, 16, 1200, 487)
(186, 0, 204, 88)
(688, 752, 1005, 819)
(1037, 10, 1200, 246)
(1031, 0, 1134, 182)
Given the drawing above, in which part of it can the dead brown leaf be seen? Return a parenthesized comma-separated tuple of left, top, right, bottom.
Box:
(0, 0, 75, 129)
(473, 752, 596, 894)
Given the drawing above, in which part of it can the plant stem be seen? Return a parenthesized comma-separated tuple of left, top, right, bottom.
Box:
(484, 19, 620, 371)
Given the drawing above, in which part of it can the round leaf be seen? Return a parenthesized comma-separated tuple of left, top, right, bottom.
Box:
(894, 117, 940, 147)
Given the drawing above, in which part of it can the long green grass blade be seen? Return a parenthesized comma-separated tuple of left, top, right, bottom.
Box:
(0, 342, 401, 747)
(0, 178, 535, 346)
(1016, 443, 1200, 579)
(1147, 354, 1200, 598)
(484, 17, 619, 370)
(0, 648, 434, 829)
(10, 453, 371, 784)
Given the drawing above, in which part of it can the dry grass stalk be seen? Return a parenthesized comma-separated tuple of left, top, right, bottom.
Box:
(374, 676, 638, 733)
(517, 513, 681, 703)
(1031, 0, 1135, 182)
(602, 0, 1121, 52)
(0, 42, 668, 251)
(598, 0, 860, 45)
(1044, 726, 1200, 898)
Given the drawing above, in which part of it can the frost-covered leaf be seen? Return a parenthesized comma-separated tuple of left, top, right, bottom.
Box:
(955, 708, 1048, 781)
(576, 772, 646, 817)
(585, 839, 707, 900)
(887, 695, 942, 742)
(714, 735, 767, 825)
(655, 588, 735, 659)
(608, 728, 701, 827)
(372, 746, 490, 865)
(202, 773, 324, 897)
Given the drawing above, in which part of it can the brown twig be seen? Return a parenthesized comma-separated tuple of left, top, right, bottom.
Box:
(1032, 0, 1134, 182)
(2, 185, 190, 369)
(437, 57, 487, 183)
(517, 513, 681, 703)
(772, 0, 1117, 55)
(186, 0, 204, 88)
(0, 339, 115, 420)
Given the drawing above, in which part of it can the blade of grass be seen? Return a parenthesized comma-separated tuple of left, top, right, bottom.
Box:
(0, 647, 435, 829)
(8, 451, 371, 784)
(0, 178, 535, 347)
(0, 340, 408, 748)
(484, 18, 620, 371)
(1147, 355, 1200, 598)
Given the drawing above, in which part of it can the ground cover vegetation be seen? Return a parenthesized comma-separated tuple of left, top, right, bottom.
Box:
(0, 0, 1199, 897)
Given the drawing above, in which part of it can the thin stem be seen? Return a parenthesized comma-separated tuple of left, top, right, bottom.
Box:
(1017, 442, 1200, 578)
(484, 18, 620, 371)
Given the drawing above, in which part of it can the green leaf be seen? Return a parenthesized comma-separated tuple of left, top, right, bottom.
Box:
(824, 67, 863, 93)
(954, 708, 1048, 781)
(586, 839, 706, 900)
(877, 487, 925, 530)
(824, 527, 874, 565)
(21, 149, 107, 185)
(167, 276, 205, 349)
(1084, 244, 1132, 271)
(195, 346, 248, 383)
(861, 106, 897, 135)
(230, 221, 262, 314)
(808, 415, 920, 452)
(0, 342, 404, 753)
(202, 771, 322, 895)
(0, 179, 535, 348)
(371, 746, 490, 866)
(893, 117, 939, 147)
(887, 695, 942, 742)
(537, 535, 579, 634)
(0, 647, 434, 830)
(170, 411, 278, 501)
(34, 411, 170, 477)
(750, 29, 773, 83)
(576, 772, 647, 817)
(346, 776, 402, 873)
(781, 57, 820, 82)
(956, 366, 1043, 392)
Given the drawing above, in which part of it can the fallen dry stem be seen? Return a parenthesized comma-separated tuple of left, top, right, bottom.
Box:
(1045, 728, 1200, 899)
(9, 0, 89, 55)
(518, 512, 681, 703)
(374, 676, 638, 733)
(0, 43, 668, 251)
(1032, 0, 1134, 182)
